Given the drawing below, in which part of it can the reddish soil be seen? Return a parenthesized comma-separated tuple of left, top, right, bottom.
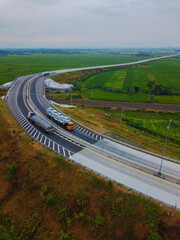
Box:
(52, 99, 180, 111)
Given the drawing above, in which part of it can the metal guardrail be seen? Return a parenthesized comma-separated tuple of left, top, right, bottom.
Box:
(76, 162, 179, 211)
(5, 74, 180, 210)
(49, 99, 180, 164)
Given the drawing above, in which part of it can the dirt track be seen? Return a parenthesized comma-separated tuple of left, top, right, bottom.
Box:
(52, 98, 180, 111)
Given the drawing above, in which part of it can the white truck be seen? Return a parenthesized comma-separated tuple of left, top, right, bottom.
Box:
(47, 107, 74, 131)
(28, 112, 54, 133)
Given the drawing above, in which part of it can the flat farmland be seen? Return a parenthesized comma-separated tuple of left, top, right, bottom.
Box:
(81, 58, 180, 104)
(0, 54, 142, 85)
(82, 89, 149, 102)
(81, 69, 126, 90)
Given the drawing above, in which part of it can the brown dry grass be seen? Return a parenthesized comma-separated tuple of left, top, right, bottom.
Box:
(0, 99, 180, 240)
(54, 104, 180, 159)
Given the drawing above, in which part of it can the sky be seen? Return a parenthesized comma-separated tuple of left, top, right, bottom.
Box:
(0, 0, 180, 48)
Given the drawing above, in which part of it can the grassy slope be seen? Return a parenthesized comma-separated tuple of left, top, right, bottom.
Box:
(0, 54, 141, 85)
(1, 100, 180, 239)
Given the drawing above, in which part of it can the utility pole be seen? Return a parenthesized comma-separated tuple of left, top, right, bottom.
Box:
(70, 88, 72, 105)
(158, 119, 172, 177)
(148, 88, 151, 102)
(120, 108, 123, 123)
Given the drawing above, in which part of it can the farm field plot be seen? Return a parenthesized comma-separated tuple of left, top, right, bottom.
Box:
(81, 58, 180, 104)
(81, 69, 127, 90)
(123, 118, 180, 144)
(82, 89, 149, 102)
(102, 108, 180, 155)
(0, 54, 142, 85)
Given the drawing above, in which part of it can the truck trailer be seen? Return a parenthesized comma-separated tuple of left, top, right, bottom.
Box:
(47, 107, 74, 131)
(28, 112, 54, 133)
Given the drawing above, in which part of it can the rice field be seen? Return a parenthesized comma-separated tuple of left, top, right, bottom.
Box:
(81, 58, 180, 104)
(0, 54, 141, 85)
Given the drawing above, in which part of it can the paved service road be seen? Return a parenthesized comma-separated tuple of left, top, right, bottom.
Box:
(52, 99, 180, 112)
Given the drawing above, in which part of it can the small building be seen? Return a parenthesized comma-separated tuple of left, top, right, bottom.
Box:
(45, 78, 73, 92)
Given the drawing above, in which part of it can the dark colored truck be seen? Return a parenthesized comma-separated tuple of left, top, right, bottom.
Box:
(28, 112, 54, 133)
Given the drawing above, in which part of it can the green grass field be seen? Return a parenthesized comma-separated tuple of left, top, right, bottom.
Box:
(82, 89, 149, 102)
(103, 109, 180, 144)
(0, 54, 142, 85)
(1, 54, 179, 104)
(81, 58, 180, 104)
(81, 69, 127, 90)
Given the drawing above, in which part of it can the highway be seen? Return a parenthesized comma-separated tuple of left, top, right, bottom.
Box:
(5, 54, 180, 209)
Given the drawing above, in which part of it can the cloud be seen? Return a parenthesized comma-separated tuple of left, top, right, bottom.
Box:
(0, 0, 179, 48)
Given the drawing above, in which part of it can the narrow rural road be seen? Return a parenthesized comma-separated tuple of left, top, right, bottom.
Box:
(52, 99, 180, 111)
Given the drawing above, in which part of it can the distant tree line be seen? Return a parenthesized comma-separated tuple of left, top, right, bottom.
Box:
(147, 80, 173, 95)
(0, 50, 9, 56)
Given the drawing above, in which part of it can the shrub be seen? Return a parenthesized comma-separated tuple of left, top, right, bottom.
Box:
(46, 194, 54, 206)
(95, 214, 107, 229)
(147, 231, 163, 240)
(4, 162, 18, 180)
(58, 206, 73, 227)
(41, 186, 49, 196)
(0, 212, 18, 240)
(82, 215, 91, 225)
(90, 175, 107, 190)
(60, 230, 71, 240)
(1, 152, 9, 160)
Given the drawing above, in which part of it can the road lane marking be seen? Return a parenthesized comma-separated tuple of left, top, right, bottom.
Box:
(27, 126, 33, 133)
(23, 75, 180, 187)
(85, 147, 180, 188)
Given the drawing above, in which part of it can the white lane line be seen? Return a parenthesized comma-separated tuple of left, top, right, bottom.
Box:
(58, 145, 60, 154)
(53, 142, 55, 151)
(65, 150, 69, 158)
(22, 122, 29, 128)
(16, 116, 22, 121)
(27, 126, 33, 133)
(48, 139, 51, 148)
(42, 136, 46, 145)
(68, 151, 71, 158)
(96, 135, 98, 139)
(31, 129, 37, 138)
(19, 119, 25, 124)
(76, 126, 81, 130)
(85, 130, 89, 135)
(81, 128, 86, 134)
(26, 125, 32, 132)
(40, 134, 44, 142)
(45, 137, 48, 146)
(92, 133, 94, 138)
(35, 132, 40, 140)
(62, 147, 65, 156)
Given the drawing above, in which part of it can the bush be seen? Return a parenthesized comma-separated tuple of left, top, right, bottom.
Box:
(41, 186, 49, 196)
(95, 214, 107, 229)
(147, 231, 162, 240)
(46, 194, 54, 206)
(60, 230, 71, 240)
(90, 175, 107, 190)
(1, 152, 9, 160)
(82, 215, 91, 225)
(4, 162, 18, 180)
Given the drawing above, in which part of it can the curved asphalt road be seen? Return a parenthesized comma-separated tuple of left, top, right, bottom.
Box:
(5, 54, 180, 209)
